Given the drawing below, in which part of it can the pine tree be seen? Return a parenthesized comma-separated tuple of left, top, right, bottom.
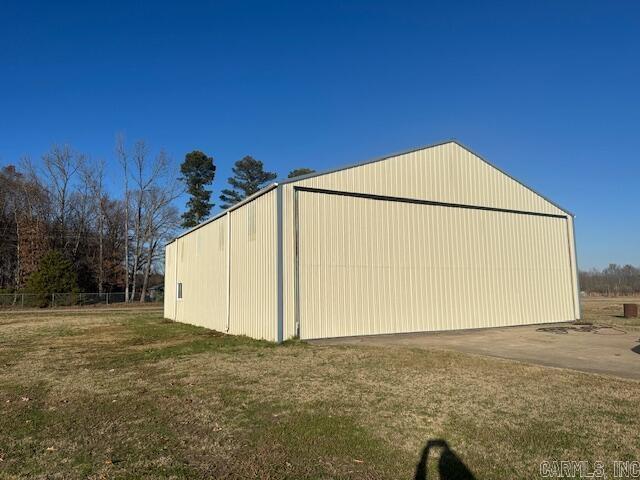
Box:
(180, 151, 216, 228)
(287, 168, 315, 179)
(219, 156, 277, 209)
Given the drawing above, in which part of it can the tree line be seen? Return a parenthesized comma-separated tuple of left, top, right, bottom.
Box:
(579, 264, 640, 296)
(0, 139, 314, 302)
(0, 139, 181, 302)
(2, 140, 636, 303)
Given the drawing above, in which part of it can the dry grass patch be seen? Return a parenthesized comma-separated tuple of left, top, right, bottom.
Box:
(0, 307, 639, 479)
(580, 296, 640, 329)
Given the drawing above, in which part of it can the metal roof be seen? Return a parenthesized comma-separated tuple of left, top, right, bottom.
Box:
(167, 139, 573, 244)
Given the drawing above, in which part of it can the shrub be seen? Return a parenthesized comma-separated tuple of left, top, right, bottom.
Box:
(26, 250, 79, 307)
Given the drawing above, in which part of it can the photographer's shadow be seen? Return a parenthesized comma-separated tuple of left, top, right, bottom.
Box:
(414, 439, 475, 480)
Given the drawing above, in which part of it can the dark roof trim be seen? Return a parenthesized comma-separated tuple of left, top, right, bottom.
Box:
(294, 186, 569, 219)
(282, 139, 574, 217)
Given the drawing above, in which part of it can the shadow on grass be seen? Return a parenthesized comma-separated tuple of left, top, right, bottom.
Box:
(414, 439, 475, 480)
(632, 343, 640, 355)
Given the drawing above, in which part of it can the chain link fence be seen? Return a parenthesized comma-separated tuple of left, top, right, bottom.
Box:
(0, 292, 162, 309)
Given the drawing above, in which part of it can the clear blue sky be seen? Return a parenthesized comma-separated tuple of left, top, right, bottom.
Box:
(1, 1, 638, 269)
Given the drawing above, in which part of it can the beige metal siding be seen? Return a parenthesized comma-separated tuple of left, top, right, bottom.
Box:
(228, 190, 278, 340)
(566, 215, 581, 319)
(168, 140, 576, 341)
(173, 217, 228, 331)
(294, 142, 565, 216)
(163, 241, 176, 320)
(282, 185, 296, 338)
(164, 190, 277, 340)
(295, 191, 576, 339)
(282, 141, 572, 338)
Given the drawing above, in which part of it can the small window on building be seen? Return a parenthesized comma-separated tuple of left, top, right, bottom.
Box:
(177, 282, 183, 299)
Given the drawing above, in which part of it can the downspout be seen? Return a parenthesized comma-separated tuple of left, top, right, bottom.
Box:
(226, 211, 231, 332)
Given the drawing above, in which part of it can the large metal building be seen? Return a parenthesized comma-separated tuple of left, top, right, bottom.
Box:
(164, 140, 580, 341)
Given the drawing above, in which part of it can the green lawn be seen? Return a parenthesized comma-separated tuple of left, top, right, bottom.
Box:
(0, 307, 638, 479)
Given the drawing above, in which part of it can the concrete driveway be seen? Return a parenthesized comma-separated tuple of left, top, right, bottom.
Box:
(312, 323, 640, 380)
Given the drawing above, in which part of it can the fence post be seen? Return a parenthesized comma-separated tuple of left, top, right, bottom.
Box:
(52, 293, 55, 307)
(106, 292, 109, 305)
(21, 293, 24, 308)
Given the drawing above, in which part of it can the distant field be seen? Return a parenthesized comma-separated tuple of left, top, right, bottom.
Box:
(580, 295, 640, 328)
(0, 299, 638, 479)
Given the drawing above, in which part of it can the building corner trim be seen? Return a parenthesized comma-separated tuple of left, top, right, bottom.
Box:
(225, 212, 231, 332)
(571, 218, 582, 320)
(276, 184, 284, 343)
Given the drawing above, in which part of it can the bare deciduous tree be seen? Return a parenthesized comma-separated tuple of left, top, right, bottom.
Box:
(41, 145, 82, 250)
(139, 186, 181, 302)
(115, 134, 130, 301)
(81, 159, 106, 293)
(0, 137, 180, 300)
(115, 139, 181, 301)
(580, 264, 640, 296)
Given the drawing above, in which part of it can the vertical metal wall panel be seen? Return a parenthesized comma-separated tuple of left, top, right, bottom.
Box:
(293, 142, 566, 216)
(163, 242, 176, 320)
(228, 190, 277, 341)
(566, 215, 581, 319)
(282, 141, 575, 339)
(164, 191, 277, 340)
(282, 184, 298, 339)
(168, 141, 577, 341)
(296, 191, 576, 340)
(174, 238, 184, 322)
(172, 217, 228, 331)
